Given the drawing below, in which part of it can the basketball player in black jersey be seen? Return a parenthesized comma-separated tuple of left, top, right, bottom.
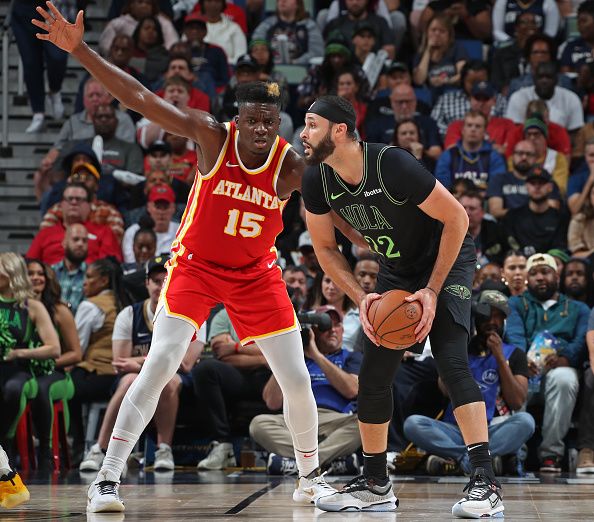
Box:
(300, 95, 505, 518)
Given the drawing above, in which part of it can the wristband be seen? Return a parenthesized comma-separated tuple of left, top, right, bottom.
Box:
(234, 342, 240, 353)
(425, 286, 438, 297)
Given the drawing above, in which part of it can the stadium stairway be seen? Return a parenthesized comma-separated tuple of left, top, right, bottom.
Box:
(0, 0, 111, 254)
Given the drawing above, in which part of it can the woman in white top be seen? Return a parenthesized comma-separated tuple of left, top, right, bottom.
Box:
(99, 0, 179, 55)
(200, 0, 247, 64)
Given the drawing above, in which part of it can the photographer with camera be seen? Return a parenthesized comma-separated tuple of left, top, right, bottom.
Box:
(404, 290, 535, 476)
(250, 305, 362, 475)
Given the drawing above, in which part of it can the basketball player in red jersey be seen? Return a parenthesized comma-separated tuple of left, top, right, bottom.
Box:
(33, 3, 342, 513)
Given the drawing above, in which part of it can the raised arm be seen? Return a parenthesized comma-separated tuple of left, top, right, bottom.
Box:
(32, 3, 222, 151)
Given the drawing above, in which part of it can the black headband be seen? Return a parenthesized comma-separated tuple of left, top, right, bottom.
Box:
(307, 99, 356, 132)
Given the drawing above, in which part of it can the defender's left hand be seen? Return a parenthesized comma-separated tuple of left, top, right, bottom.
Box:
(405, 288, 437, 343)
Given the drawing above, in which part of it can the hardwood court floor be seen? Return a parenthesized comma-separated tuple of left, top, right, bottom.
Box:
(2, 471, 594, 521)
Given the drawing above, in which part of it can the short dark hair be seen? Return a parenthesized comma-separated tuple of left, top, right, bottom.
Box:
(132, 16, 164, 48)
(578, 0, 594, 18)
(168, 54, 193, 72)
(460, 60, 488, 86)
(164, 75, 191, 93)
(236, 81, 282, 110)
(199, 0, 226, 12)
(524, 34, 556, 62)
(535, 61, 558, 77)
(459, 189, 484, 204)
(283, 265, 307, 277)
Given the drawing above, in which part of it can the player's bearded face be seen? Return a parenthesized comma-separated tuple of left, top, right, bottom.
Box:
(303, 127, 336, 165)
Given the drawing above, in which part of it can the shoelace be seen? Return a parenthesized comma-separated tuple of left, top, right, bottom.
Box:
(341, 475, 369, 493)
(97, 481, 118, 496)
(309, 471, 335, 494)
(463, 475, 499, 501)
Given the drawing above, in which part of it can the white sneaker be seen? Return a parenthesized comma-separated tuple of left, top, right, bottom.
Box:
(79, 444, 105, 472)
(293, 471, 337, 505)
(25, 114, 44, 133)
(452, 467, 504, 519)
(315, 475, 398, 512)
(197, 441, 236, 470)
(49, 92, 64, 120)
(87, 472, 124, 513)
(154, 443, 175, 471)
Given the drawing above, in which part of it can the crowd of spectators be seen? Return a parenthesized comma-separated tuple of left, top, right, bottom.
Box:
(4, 0, 594, 478)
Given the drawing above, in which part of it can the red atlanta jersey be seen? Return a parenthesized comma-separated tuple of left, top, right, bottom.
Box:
(172, 121, 291, 268)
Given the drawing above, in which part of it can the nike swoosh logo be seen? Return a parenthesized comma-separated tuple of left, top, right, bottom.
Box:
(303, 452, 316, 458)
(330, 192, 345, 200)
(467, 444, 483, 451)
(226, 161, 239, 167)
(267, 260, 276, 268)
(112, 436, 129, 442)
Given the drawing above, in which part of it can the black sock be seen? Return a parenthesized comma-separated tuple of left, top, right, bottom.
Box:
(467, 442, 494, 477)
(363, 451, 388, 484)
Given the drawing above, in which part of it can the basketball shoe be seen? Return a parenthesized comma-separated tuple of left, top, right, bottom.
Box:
(80, 444, 105, 472)
(314, 475, 398, 512)
(0, 469, 30, 508)
(197, 441, 236, 470)
(154, 443, 175, 471)
(87, 471, 125, 513)
(267, 453, 298, 475)
(452, 467, 504, 519)
(293, 470, 337, 505)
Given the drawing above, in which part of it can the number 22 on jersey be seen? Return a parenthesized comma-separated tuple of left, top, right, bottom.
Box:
(224, 209, 265, 238)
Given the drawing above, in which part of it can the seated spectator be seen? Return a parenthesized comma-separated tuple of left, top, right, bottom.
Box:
(192, 307, 271, 469)
(123, 185, 179, 263)
(520, 117, 569, 196)
(435, 111, 507, 192)
(568, 185, 594, 258)
(490, 12, 539, 95)
(323, 0, 396, 60)
(444, 82, 516, 155)
(412, 13, 467, 99)
(306, 273, 359, 352)
(473, 262, 503, 290)
(136, 76, 193, 149)
(35, 78, 136, 202)
(164, 133, 198, 185)
(0, 253, 60, 455)
(128, 16, 171, 83)
(504, 100, 571, 160)
(250, 305, 361, 475)
(336, 69, 368, 135)
(251, 0, 324, 65)
(431, 60, 507, 138)
(506, 62, 584, 137)
(51, 224, 89, 314)
(154, 56, 211, 112)
(364, 83, 442, 159)
(220, 55, 294, 141)
(488, 140, 538, 219)
(501, 249, 528, 296)
(248, 40, 290, 109)
(420, 0, 492, 41)
(283, 265, 309, 311)
(405, 290, 534, 475)
(460, 191, 509, 266)
(508, 34, 573, 96)
(548, 248, 570, 275)
(576, 306, 594, 473)
(560, 258, 593, 306)
(297, 233, 322, 290)
(392, 119, 436, 172)
(99, 0, 179, 56)
(74, 35, 149, 115)
(79, 258, 204, 472)
(353, 253, 379, 295)
(27, 184, 123, 265)
(349, 22, 378, 71)
(26, 260, 82, 470)
(181, 12, 229, 92)
(568, 139, 594, 215)
(41, 163, 125, 242)
(199, 0, 247, 64)
(122, 227, 158, 276)
(503, 167, 569, 254)
(560, 0, 594, 75)
(492, 0, 560, 42)
(69, 258, 131, 463)
(185, 0, 248, 33)
(506, 253, 589, 472)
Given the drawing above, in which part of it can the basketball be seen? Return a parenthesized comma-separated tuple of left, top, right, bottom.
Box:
(368, 289, 423, 349)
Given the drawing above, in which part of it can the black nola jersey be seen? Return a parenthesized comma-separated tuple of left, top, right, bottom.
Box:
(302, 143, 443, 276)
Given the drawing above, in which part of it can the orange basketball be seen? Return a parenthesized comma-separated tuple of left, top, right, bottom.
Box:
(368, 289, 423, 349)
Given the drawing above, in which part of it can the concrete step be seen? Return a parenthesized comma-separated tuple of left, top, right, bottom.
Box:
(0, 200, 40, 213)
(0, 242, 35, 256)
(0, 171, 35, 186)
(0, 185, 36, 198)
(5, 68, 87, 95)
(0, 213, 40, 227)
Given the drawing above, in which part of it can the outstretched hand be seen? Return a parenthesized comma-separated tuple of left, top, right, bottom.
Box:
(32, 2, 84, 53)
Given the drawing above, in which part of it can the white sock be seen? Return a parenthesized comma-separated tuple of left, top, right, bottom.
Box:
(0, 445, 11, 474)
(257, 331, 319, 477)
(98, 311, 195, 483)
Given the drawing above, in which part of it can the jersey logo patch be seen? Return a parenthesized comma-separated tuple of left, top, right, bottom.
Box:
(364, 188, 382, 197)
(330, 192, 345, 200)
